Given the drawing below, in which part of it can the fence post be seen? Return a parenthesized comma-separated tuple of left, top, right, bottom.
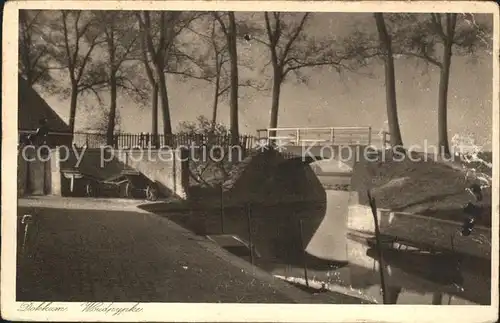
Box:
(296, 129, 300, 145)
(246, 203, 254, 267)
(220, 185, 225, 233)
(298, 218, 309, 288)
(330, 128, 335, 144)
(368, 127, 372, 146)
(382, 131, 387, 149)
(367, 190, 389, 304)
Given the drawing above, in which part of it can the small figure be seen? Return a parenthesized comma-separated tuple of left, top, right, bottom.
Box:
(29, 118, 49, 146)
(19, 133, 32, 147)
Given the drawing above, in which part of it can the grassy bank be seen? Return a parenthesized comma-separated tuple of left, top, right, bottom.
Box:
(352, 152, 492, 227)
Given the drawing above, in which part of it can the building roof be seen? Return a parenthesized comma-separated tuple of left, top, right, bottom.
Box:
(18, 76, 70, 132)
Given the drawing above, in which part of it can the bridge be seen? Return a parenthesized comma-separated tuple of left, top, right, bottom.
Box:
(256, 126, 390, 148)
(256, 126, 391, 168)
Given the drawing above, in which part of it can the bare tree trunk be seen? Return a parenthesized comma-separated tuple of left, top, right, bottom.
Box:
(437, 14, 456, 157)
(374, 13, 404, 149)
(152, 83, 159, 148)
(106, 21, 117, 146)
(438, 46, 452, 157)
(68, 83, 78, 137)
(227, 11, 239, 146)
(106, 73, 117, 146)
(140, 50, 159, 148)
(211, 73, 221, 129)
(269, 68, 282, 140)
(157, 70, 172, 138)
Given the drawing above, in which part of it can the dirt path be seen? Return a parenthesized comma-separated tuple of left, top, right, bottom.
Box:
(15, 198, 364, 303)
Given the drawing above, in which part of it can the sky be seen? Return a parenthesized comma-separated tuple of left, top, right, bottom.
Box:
(33, 11, 494, 150)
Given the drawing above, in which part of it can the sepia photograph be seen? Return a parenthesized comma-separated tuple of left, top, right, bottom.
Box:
(1, 1, 498, 322)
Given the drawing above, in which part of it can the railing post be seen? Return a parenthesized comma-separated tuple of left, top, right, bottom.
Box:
(368, 127, 372, 145)
(382, 131, 387, 149)
(296, 129, 300, 145)
(330, 128, 335, 144)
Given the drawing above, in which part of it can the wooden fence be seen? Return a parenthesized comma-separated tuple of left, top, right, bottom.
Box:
(19, 128, 391, 151)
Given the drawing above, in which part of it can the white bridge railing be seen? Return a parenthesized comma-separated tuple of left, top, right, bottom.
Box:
(256, 127, 390, 148)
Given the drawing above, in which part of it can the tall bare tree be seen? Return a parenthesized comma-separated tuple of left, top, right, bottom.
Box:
(390, 13, 491, 156)
(251, 12, 369, 138)
(93, 11, 139, 145)
(206, 19, 228, 128)
(19, 10, 55, 87)
(46, 10, 106, 134)
(263, 12, 309, 133)
(178, 14, 264, 134)
(201, 19, 232, 129)
(374, 13, 404, 148)
(434, 14, 456, 156)
(213, 12, 240, 145)
(227, 12, 239, 145)
(176, 16, 229, 130)
(136, 11, 198, 141)
(134, 14, 160, 148)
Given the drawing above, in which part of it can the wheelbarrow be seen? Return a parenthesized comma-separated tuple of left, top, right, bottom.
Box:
(86, 170, 159, 201)
(60, 168, 126, 198)
(61, 168, 159, 201)
(120, 169, 160, 201)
